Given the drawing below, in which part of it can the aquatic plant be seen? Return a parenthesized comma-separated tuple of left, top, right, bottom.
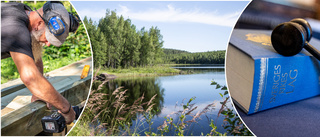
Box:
(69, 75, 252, 136)
(211, 80, 252, 136)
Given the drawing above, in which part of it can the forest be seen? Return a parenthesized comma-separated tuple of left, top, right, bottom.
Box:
(84, 10, 225, 69)
(84, 10, 164, 69)
(163, 49, 225, 64)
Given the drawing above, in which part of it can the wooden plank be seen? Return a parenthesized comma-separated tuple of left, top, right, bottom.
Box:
(1, 77, 73, 110)
(1, 96, 32, 116)
(1, 76, 91, 136)
(1, 84, 26, 97)
(1, 76, 90, 116)
(1, 101, 50, 136)
(1, 107, 15, 117)
(1, 57, 92, 135)
(1, 57, 92, 109)
(1, 57, 92, 97)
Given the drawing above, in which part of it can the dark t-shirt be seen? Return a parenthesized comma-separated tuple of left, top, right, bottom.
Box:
(1, 2, 34, 59)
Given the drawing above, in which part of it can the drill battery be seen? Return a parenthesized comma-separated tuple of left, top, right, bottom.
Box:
(41, 106, 81, 133)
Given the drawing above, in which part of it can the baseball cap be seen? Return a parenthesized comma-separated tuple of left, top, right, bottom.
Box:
(43, 2, 70, 47)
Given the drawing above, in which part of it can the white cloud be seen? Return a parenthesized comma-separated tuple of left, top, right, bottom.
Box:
(159, 100, 221, 117)
(77, 9, 106, 21)
(118, 4, 241, 27)
(77, 4, 241, 27)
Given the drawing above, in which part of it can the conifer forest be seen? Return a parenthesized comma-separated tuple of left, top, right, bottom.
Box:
(84, 10, 225, 69)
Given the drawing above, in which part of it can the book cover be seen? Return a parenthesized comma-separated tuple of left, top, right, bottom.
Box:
(228, 29, 320, 114)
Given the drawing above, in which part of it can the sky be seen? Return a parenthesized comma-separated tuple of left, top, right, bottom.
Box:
(72, 1, 250, 52)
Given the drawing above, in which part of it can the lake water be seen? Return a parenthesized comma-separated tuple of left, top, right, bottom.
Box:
(96, 65, 229, 135)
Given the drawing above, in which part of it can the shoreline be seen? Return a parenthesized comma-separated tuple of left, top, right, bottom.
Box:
(95, 65, 194, 79)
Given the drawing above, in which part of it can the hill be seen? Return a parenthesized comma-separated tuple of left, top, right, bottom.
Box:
(163, 48, 190, 55)
(162, 48, 225, 64)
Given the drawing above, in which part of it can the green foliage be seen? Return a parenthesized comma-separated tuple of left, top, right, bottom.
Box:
(70, 75, 253, 136)
(1, 58, 19, 84)
(87, 9, 224, 70)
(69, 78, 157, 136)
(71, 78, 217, 136)
(145, 97, 200, 136)
(67, 120, 103, 136)
(99, 65, 182, 77)
(21, 1, 46, 9)
(164, 50, 226, 64)
(205, 120, 227, 136)
(1, 1, 91, 84)
(211, 80, 253, 136)
(163, 48, 190, 54)
(85, 10, 164, 69)
(23, 1, 72, 12)
(42, 24, 91, 60)
(42, 57, 80, 73)
(144, 96, 217, 136)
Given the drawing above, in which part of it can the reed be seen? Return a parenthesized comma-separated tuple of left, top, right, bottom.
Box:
(69, 76, 252, 136)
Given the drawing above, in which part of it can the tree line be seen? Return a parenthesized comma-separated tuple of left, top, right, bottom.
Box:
(163, 49, 225, 64)
(85, 10, 225, 68)
(163, 48, 189, 55)
(84, 10, 164, 69)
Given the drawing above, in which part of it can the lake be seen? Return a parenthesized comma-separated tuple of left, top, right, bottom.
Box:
(94, 65, 230, 135)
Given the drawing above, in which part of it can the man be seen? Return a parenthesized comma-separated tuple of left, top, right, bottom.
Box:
(1, 1, 80, 124)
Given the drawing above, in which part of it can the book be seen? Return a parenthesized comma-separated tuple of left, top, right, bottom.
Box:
(226, 29, 320, 114)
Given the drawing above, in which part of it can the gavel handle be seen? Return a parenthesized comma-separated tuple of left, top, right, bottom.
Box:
(305, 42, 320, 61)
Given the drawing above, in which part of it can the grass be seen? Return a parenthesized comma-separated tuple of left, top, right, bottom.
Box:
(42, 56, 89, 73)
(68, 121, 95, 136)
(68, 82, 214, 136)
(68, 73, 253, 136)
(1, 58, 19, 84)
(68, 78, 158, 136)
(98, 65, 186, 78)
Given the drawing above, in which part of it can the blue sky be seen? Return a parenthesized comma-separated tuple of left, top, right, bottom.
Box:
(72, 1, 250, 52)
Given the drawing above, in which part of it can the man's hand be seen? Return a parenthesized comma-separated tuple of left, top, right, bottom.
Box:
(10, 51, 75, 124)
(32, 94, 76, 124)
(31, 95, 52, 109)
(58, 107, 76, 124)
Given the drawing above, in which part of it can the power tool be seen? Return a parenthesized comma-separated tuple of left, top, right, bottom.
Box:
(41, 106, 81, 133)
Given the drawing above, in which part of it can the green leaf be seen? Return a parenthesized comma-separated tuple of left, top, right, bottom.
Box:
(221, 86, 228, 90)
(221, 110, 228, 115)
(211, 81, 217, 85)
(216, 84, 221, 89)
(224, 91, 228, 95)
(219, 93, 223, 97)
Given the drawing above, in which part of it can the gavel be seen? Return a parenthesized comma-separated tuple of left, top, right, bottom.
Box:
(271, 18, 320, 61)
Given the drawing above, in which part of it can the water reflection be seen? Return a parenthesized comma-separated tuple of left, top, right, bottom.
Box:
(92, 66, 226, 135)
(171, 64, 224, 68)
(93, 77, 165, 115)
(171, 65, 224, 74)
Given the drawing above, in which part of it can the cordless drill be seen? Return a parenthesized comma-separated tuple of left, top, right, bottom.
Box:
(41, 106, 81, 133)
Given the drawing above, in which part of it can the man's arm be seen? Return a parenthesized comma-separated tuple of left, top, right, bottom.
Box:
(32, 57, 51, 108)
(10, 51, 75, 124)
(35, 57, 43, 75)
